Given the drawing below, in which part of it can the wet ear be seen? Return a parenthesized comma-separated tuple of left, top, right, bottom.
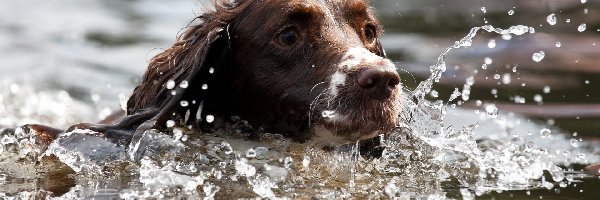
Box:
(152, 27, 232, 127)
(126, 21, 231, 129)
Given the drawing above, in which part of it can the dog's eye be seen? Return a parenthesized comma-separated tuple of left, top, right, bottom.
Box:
(276, 27, 300, 47)
(364, 25, 377, 44)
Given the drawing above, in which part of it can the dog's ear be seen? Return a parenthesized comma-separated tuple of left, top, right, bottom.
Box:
(126, 16, 233, 129)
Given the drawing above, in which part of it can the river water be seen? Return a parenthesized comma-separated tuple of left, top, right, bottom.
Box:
(1, 0, 599, 199)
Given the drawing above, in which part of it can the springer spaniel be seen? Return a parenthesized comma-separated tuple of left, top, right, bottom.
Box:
(29, 0, 402, 151)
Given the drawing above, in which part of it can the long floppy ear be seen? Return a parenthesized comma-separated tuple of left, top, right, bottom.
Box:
(127, 23, 229, 127)
(126, 2, 248, 131)
(64, 15, 233, 145)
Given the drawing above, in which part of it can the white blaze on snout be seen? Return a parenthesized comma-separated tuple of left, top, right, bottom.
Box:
(328, 47, 396, 98)
(329, 72, 346, 97)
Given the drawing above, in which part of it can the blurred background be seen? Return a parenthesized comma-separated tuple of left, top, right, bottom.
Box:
(0, 0, 598, 139)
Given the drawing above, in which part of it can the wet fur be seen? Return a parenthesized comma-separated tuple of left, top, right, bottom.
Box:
(30, 0, 401, 147)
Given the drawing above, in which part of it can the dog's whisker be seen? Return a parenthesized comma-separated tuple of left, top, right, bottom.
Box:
(310, 82, 326, 94)
(397, 68, 417, 84)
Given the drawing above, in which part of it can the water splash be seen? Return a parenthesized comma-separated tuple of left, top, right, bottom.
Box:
(414, 25, 533, 99)
(0, 83, 96, 128)
(385, 24, 591, 197)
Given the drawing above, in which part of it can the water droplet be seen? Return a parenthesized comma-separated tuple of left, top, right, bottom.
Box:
(578, 24, 587, 32)
(209, 68, 215, 74)
(166, 80, 176, 89)
(462, 85, 471, 101)
(430, 90, 439, 98)
(534, 94, 543, 104)
(466, 76, 475, 86)
(173, 128, 183, 141)
(559, 182, 568, 188)
(585, 80, 590, 84)
(202, 84, 208, 90)
(532, 51, 545, 62)
(322, 110, 336, 118)
(246, 148, 256, 158)
(494, 74, 501, 79)
(484, 57, 493, 64)
(284, 157, 293, 169)
(485, 104, 498, 118)
(508, 10, 515, 15)
(180, 100, 189, 107)
(570, 138, 579, 147)
(543, 86, 551, 94)
(179, 80, 189, 88)
(487, 39, 496, 48)
(540, 128, 552, 139)
(221, 142, 233, 155)
(581, 0, 587, 3)
(555, 42, 562, 47)
(449, 88, 461, 101)
(481, 7, 487, 13)
(502, 34, 512, 40)
(515, 96, 526, 104)
(502, 73, 511, 84)
(481, 64, 488, 69)
(166, 120, 176, 128)
(91, 94, 101, 103)
(566, 19, 571, 23)
(491, 88, 498, 95)
(302, 156, 310, 168)
(206, 115, 215, 123)
(546, 13, 557, 25)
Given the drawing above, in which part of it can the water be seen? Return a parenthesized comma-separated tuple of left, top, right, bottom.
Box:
(1, 0, 599, 199)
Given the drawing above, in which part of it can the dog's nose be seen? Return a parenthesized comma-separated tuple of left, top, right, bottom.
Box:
(356, 68, 400, 100)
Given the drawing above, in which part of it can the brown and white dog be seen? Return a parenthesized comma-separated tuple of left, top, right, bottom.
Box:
(29, 0, 402, 151)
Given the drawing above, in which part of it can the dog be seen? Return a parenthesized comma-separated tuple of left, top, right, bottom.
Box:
(28, 0, 402, 152)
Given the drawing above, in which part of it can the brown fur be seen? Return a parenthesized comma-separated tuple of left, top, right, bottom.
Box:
(123, 0, 400, 142)
(32, 0, 401, 146)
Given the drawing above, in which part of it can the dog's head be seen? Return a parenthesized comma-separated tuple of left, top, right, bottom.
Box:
(127, 0, 401, 143)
